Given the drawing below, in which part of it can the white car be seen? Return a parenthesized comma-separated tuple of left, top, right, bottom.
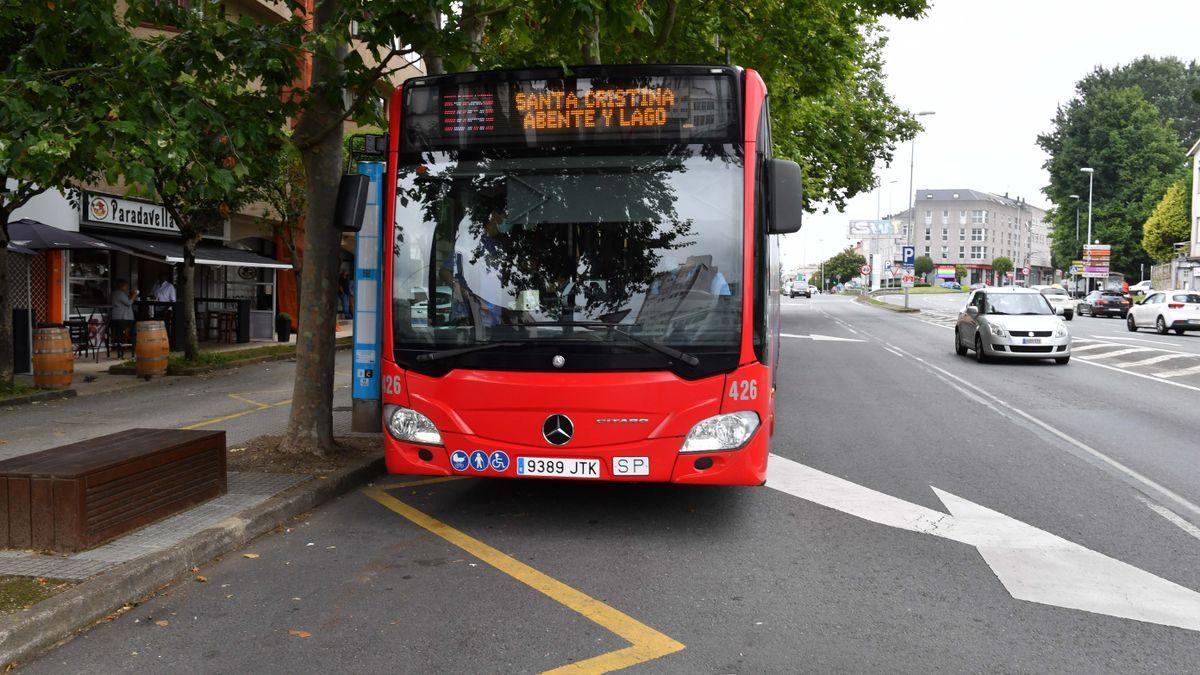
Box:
(1129, 280, 1153, 294)
(1032, 285, 1074, 320)
(955, 287, 1071, 364)
(1126, 290, 1200, 334)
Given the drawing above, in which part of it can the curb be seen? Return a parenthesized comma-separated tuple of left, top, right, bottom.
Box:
(854, 295, 921, 313)
(108, 339, 353, 377)
(0, 454, 385, 667)
(0, 389, 77, 409)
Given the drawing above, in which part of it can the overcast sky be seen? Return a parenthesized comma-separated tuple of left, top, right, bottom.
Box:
(781, 0, 1200, 268)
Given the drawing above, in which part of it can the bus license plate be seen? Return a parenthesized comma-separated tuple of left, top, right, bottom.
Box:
(517, 457, 600, 478)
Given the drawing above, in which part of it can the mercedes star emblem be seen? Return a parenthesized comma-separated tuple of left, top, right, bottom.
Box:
(542, 414, 574, 445)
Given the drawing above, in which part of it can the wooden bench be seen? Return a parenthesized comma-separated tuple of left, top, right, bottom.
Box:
(0, 429, 226, 553)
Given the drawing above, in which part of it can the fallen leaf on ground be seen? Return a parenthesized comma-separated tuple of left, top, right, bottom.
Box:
(242, 553, 260, 559)
(195, 575, 208, 583)
(155, 620, 169, 627)
(190, 566, 200, 573)
(288, 629, 311, 639)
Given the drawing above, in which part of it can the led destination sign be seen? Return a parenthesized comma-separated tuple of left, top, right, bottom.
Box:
(405, 71, 736, 151)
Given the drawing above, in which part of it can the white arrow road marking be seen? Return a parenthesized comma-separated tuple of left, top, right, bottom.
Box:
(780, 333, 866, 342)
(766, 454, 1200, 632)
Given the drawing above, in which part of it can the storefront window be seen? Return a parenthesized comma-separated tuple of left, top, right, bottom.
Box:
(69, 250, 111, 312)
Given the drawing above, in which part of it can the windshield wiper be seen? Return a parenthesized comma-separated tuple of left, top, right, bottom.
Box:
(416, 341, 526, 363)
(522, 321, 701, 366)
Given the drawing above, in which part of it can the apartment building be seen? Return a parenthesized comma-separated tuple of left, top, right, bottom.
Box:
(890, 189, 1051, 285)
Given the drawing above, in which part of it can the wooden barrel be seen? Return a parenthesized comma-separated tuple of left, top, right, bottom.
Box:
(135, 320, 169, 378)
(32, 327, 73, 389)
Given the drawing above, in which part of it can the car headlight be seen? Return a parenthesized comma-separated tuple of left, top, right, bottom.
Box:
(681, 411, 760, 453)
(988, 323, 1008, 337)
(384, 405, 443, 445)
(1054, 323, 1068, 338)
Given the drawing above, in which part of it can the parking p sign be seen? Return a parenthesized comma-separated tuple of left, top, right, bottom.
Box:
(902, 245, 915, 266)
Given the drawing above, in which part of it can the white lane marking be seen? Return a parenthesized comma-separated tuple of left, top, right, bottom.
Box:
(876, 342, 1200, 521)
(1101, 335, 1183, 347)
(1154, 363, 1200, 379)
(766, 455, 1200, 632)
(1115, 353, 1194, 369)
(1078, 347, 1153, 361)
(1074, 357, 1200, 394)
(1139, 496, 1200, 544)
(1068, 343, 1116, 352)
(780, 333, 866, 343)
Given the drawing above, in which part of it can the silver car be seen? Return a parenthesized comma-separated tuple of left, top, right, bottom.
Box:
(955, 287, 1072, 364)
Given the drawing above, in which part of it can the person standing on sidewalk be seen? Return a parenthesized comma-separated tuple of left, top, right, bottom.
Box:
(338, 271, 354, 319)
(110, 279, 137, 357)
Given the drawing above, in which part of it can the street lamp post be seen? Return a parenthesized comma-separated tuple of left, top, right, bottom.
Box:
(1081, 167, 1095, 293)
(905, 111, 935, 309)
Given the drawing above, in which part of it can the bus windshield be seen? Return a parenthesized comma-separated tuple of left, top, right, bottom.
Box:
(391, 144, 744, 372)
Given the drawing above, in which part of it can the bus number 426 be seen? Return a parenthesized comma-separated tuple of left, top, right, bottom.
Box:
(729, 380, 757, 400)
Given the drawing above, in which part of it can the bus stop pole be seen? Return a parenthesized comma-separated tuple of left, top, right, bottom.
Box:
(351, 161, 385, 432)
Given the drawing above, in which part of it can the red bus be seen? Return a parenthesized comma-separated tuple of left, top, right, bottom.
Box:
(379, 65, 802, 485)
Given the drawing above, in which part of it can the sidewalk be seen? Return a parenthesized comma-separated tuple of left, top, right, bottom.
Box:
(12, 322, 352, 399)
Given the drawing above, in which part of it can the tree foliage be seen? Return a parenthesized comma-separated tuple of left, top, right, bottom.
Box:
(0, 0, 133, 385)
(112, 1, 305, 361)
(913, 255, 933, 277)
(1142, 179, 1192, 262)
(1076, 56, 1200, 149)
(991, 256, 1013, 275)
(954, 264, 967, 282)
(1038, 86, 1185, 276)
(820, 247, 868, 284)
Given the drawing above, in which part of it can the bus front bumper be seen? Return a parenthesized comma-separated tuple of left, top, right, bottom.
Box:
(384, 431, 768, 486)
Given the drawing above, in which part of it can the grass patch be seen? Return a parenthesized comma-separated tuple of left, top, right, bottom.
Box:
(0, 576, 73, 614)
(168, 343, 300, 370)
(878, 286, 965, 295)
(0, 381, 38, 401)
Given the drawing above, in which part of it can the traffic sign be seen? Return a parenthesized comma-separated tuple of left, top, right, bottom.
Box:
(860, 264, 872, 275)
(1022, 266, 1030, 275)
(1068, 265, 1080, 275)
(1006, 271, 1014, 279)
(902, 246, 915, 266)
(891, 264, 905, 276)
(901, 275, 915, 288)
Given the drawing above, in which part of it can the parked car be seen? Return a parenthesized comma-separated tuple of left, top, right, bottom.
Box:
(939, 281, 961, 290)
(1127, 290, 1200, 334)
(1076, 290, 1130, 318)
(955, 287, 1071, 364)
(1032, 285, 1074, 320)
(1129, 280, 1153, 294)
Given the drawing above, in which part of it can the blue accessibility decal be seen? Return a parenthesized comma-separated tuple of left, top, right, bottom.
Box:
(449, 450, 470, 472)
(469, 450, 489, 472)
(489, 450, 510, 472)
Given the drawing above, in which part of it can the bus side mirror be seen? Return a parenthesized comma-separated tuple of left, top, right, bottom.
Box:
(766, 158, 803, 234)
(334, 173, 370, 233)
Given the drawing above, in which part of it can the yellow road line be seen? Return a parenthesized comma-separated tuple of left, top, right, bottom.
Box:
(179, 398, 291, 430)
(372, 476, 466, 490)
(227, 393, 270, 408)
(362, 486, 685, 674)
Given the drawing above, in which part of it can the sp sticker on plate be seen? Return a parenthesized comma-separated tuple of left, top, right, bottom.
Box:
(612, 457, 650, 476)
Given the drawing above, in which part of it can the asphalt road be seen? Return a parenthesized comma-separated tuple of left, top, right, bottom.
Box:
(24, 297, 1200, 672)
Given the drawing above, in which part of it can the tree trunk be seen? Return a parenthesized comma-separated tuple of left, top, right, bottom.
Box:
(178, 232, 201, 362)
(422, 8, 445, 75)
(0, 211, 12, 388)
(282, 0, 347, 457)
(582, 14, 601, 65)
(462, 1, 488, 71)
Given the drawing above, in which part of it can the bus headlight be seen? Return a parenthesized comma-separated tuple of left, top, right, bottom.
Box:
(680, 411, 760, 453)
(384, 405, 443, 446)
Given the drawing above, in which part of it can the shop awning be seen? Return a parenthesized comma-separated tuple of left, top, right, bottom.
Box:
(9, 219, 130, 253)
(95, 233, 292, 270)
(6, 241, 37, 255)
